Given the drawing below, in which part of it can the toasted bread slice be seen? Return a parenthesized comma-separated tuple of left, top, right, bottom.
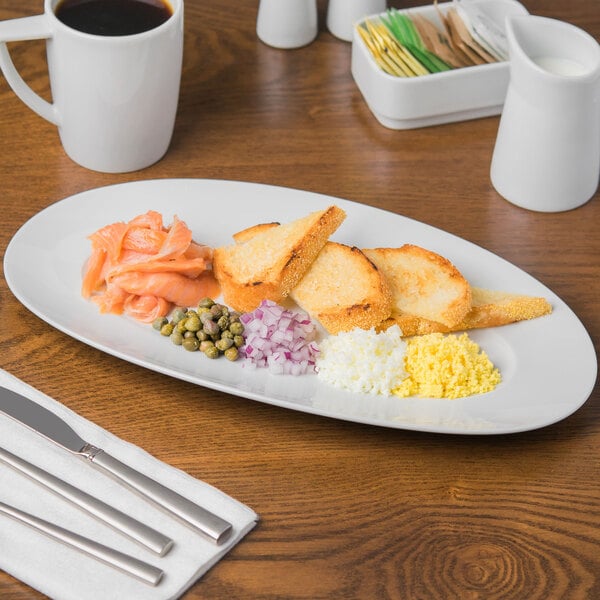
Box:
(363, 245, 472, 328)
(213, 206, 346, 312)
(232, 222, 280, 244)
(378, 287, 553, 336)
(290, 242, 392, 334)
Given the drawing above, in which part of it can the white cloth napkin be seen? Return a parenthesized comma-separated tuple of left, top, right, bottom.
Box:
(0, 369, 258, 600)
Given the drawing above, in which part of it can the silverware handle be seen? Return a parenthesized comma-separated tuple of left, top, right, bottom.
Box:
(0, 447, 173, 556)
(86, 448, 232, 544)
(0, 501, 164, 586)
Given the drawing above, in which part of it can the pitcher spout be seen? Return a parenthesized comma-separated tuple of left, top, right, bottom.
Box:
(506, 15, 600, 84)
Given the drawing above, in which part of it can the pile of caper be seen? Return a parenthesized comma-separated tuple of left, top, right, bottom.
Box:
(152, 298, 244, 361)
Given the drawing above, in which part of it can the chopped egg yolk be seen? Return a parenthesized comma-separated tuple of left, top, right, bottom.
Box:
(393, 332, 501, 399)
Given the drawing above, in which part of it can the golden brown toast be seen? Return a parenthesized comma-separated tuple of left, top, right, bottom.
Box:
(363, 244, 472, 328)
(213, 206, 346, 312)
(232, 222, 280, 244)
(290, 242, 393, 334)
(378, 286, 553, 336)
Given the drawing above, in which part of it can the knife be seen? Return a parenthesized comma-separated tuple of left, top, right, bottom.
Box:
(0, 446, 174, 556)
(0, 500, 164, 586)
(0, 385, 232, 544)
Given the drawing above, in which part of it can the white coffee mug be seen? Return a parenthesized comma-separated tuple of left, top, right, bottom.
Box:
(327, 0, 386, 42)
(0, 0, 183, 173)
(256, 0, 318, 49)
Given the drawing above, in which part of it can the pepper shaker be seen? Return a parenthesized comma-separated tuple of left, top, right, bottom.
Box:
(327, 0, 387, 42)
(256, 0, 318, 49)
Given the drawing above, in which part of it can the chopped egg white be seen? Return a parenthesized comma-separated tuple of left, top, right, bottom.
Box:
(316, 325, 407, 395)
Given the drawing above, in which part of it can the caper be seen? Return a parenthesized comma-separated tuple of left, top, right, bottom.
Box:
(224, 347, 239, 361)
(199, 340, 215, 353)
(199, 311, 214, 324)
(160, 322, 174, 336)
(152, 316, 168, 331)
(153, 300, 246, 361)
(229, 321, 244, 336)
(204, 345, 220, 359)
(182, 337, 200, 352)
(185, 315, 201, 332)
(198, 297, 214, 309)
(210, 304, 223, 319)
(203, 319, 219, 336)
(215, 337, 234, 352)
(171, 307, 187, 323)
(170, 330, 184, 345)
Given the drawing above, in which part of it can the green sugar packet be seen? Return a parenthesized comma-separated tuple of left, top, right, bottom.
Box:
(382, 9, 452, 73)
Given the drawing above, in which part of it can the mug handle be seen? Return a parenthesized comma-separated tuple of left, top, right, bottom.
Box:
(0, 15, 59, 125)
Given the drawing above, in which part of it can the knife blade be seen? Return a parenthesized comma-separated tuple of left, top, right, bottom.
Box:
(0, 385, 232, 544)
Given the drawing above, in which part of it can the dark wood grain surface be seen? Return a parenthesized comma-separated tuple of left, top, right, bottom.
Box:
(0, 1, 599, 598)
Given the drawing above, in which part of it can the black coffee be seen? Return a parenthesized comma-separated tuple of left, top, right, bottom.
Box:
(55, 0, 173, 36)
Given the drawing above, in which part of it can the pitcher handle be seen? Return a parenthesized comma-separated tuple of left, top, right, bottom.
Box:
(0, 15, 59, 125)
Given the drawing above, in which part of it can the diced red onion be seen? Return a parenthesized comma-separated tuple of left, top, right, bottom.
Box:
(240, 299, 319, 375)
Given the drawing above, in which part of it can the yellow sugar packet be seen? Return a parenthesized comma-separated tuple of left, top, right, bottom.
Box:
(358, 25, 409, 76)
(366, 20, 428, 76)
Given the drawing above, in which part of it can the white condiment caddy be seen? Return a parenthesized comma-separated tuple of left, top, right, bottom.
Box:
(351, 0, 529, 129)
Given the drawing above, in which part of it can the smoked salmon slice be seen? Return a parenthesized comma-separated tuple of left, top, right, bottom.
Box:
(111, 271, 221, 308)
(82, 211, 219, 322)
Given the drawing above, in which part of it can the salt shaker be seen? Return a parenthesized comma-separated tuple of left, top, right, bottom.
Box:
(256, 0, 318, 49)
(327, 0, 387, 42)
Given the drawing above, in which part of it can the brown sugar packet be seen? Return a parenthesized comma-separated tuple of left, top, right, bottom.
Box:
(434, 0, 478, 66)
(445, 8, 486, 64)
(446, 7, 497, 64)
(411, 12, 468, 68)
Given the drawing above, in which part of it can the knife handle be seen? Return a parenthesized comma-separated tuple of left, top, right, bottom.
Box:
(0, 447, 173, 556)
(0, 501, 164, 586)
(84, 447, 232, 544)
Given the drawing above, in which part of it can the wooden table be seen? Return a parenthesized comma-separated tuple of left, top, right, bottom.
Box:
(1, 1, 598, 598)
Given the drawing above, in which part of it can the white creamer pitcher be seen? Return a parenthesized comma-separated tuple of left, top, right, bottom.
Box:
(490, 15, 600, 212)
